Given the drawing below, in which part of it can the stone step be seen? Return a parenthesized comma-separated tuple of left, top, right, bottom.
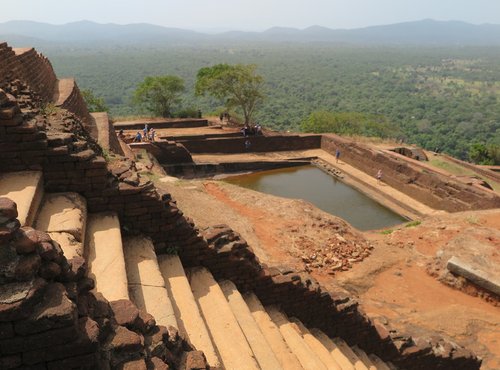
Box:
(290, 318, 342, 370)
(0, 171, 43, 226)
(332, 338, 368, 370)
(351, 347, 376, 370)
(368, 354, 391, 370)
(243, 293, 303, 370)
(35, 192, 87, 260)
(310, 329, 355, 370)
(157, 254, 221, 369)
(188, 267, 259, 370)
(266, 307, 327, 370)
(84, 212, 129, 302)
(123, 236, 178, 329)
(220, 280, 283, 370)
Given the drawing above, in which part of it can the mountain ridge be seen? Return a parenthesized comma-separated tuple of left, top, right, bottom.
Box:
(1, 19, 500, 45)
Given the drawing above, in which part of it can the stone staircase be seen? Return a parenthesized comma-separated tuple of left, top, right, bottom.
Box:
(0, 170, 393, 370)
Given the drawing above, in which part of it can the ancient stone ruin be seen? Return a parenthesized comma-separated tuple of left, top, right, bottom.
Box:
(0, 41, 492, 369)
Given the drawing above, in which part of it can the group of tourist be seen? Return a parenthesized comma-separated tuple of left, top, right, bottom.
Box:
(133, 124, 156, 142)
(241, 123, 263, 137)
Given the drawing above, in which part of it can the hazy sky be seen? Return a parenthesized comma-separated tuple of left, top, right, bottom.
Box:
(2, 0, 500, 31)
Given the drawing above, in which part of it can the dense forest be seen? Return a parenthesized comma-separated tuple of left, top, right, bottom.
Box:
(41, 43, 500, 160)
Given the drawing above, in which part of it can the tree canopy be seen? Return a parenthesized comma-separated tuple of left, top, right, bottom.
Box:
(133, 75, 185, 117)
(195, 63, 264, 125)
(81, 89, 109, 113)
(301, 111, 400, 138)
(469, 143, 500, 165)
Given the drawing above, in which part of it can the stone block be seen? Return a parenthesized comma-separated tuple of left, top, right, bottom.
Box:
(46, 353, 98, 370)
(0, 197, 18, 222)
(0, 354, 22, 369)
(106, 325, 143, 353)
(14, 283, 77, 336)
(180, 351, 209, 370)
(15, 253, 41, 281)
(110, 299, 140, 327)
(116, 359, 148, 370)
(447, 256, 500, 296)
(0, 323, 78, 354)
(14, 227, 39, 254)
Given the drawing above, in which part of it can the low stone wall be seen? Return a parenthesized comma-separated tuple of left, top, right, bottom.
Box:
(179, 134, 322, 154)
(321, 134, 500, 212)
(164, 160, 310, 178)
(160, 131, 242, 141)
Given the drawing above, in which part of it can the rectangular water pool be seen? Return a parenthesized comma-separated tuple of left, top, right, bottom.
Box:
(224, 165, 407, 230)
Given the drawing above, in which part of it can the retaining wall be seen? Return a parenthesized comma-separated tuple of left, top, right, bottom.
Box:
(321, 134, 500, 212)
(179, 134, 322, 154)
(114, 118, 208, 130)
(164, 160, 310, 178)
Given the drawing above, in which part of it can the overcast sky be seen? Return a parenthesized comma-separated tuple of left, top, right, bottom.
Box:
(2, 0, 500, 31)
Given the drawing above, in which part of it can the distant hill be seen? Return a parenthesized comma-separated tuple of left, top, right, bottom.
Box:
(0, 20, 207, 44)
(1, 19, 500, 46)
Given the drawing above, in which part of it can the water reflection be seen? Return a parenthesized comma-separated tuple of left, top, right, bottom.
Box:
(224, 165, 406, 230)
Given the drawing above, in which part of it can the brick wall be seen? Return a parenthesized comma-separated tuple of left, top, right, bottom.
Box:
(179, 134, 322, 154)
(54, 78, 95, 138)
(0, 44, 57, 104)
(321, 134, 500, 212)
(13, 48, 58, 103)
(0, 198, 204, 370)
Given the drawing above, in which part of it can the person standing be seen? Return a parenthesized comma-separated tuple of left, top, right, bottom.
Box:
(376, 169, 383, 183)
(335, 148, 341, 163)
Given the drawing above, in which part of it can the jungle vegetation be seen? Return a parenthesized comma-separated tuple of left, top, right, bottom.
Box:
(44, 43, 500, 162)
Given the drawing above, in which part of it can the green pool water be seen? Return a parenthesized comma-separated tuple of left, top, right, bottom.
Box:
(224, 165, 406, 230)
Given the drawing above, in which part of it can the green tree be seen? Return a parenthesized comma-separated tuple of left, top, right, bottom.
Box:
(469, 143, 500, 165)
(195, 63, 264, 125)
(81, 89, 108, 113)
(133, 76, 184, 117)
(301, 110, 399, 138)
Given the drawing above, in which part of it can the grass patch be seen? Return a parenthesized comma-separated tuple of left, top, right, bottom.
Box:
(380, 229, 394, 235)
(429, 157, 476, 176)
(428, 155, 500, 192)
(405, 220, 422, 228)
(466, 215, 481, 225)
